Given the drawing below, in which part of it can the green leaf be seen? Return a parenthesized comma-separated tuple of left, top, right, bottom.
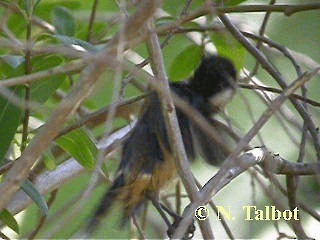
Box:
(55, 128, 97, 169)
(7, 6, 35, 38)
(0, 55, 25, 163)
(210, 32, 245, 72)
(52, 6, 75, 36)
(0, 55, 65, 163)
(21, 180, 49, 216)
(0, 87, 22, 163)
(34, 1, 80, 22)
(30, 55, 65, 103)
(169, 44, 202, 81)
(0, 209, 20, 234)
(54, 35, 103, 53)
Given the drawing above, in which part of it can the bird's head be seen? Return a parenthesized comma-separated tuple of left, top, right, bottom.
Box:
(190, 55, 237, 109)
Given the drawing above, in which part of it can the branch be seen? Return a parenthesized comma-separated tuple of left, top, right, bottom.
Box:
(242, 32, 302, 76)
(4, 123, 134, 216)
(239, 83, 320, 108)
(0, 60, 85, 87)
(87, 0, 99, 42)
(215, 4, 320, 16)
(145, 19, 199, 201)
(0, 37, 84, 58)
(172, 147, 267, 238)
(56, 94, 146, 138)
(263, 153, 320, 175)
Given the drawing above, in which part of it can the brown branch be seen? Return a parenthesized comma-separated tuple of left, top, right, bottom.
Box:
(263, 153, 320, 175)
(221, 3, 320, 16)
(251, 0, 276, 76)
(172, 147, 267, 238)
(21, 12, 33, 152)
(243, 32, 303, 76)
(56, 93, 147, 138)
(239, 83, 320, 108)
(0, 160, 14, 175)
(0, 36, 84, 58)
(5, 123, 134, 216)
(215, 3, 320, 16)
(146, 19, 199, 202)
(28, 190, 58, 240)
(0, 60, 85, 87)
(87, 0, 99, 42)
(145, 17, 209, 238)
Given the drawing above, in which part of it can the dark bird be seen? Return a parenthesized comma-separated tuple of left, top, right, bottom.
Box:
(85, 55, 237, 238)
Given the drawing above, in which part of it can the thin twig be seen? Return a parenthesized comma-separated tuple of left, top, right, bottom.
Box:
(0, 60, 85, 87)
(215, 3, 320, 16)
(56, 93, 147, 138)
(175, 181, 181, 216)
(87, 0, 99, 42)
(243, 32, 303, 76)
(28, 190, 58, 240)
(21, 12, 33, 152)
(251, 0, 276, 76)
(146, 20, 200, 201)
(241, 75, 306, 149)
(239, 83, 320, 108)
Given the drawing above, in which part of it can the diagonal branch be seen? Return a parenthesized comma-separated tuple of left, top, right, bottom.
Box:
(145, 19, 200, 202)
(4, 123, 134, 216)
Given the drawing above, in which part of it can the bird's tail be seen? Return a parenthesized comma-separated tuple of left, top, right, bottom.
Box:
(82, 173, 125, 237)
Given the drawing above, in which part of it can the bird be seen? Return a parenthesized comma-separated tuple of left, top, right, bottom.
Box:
(84, 54, 237, 238)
